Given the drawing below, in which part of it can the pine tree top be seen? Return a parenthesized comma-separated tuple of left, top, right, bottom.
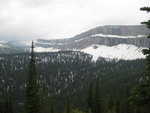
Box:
(31, 41, 35, 63)
(140, 7, 150, 12)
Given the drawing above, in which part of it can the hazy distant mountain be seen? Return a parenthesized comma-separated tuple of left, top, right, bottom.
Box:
(0, 25, 149, 60)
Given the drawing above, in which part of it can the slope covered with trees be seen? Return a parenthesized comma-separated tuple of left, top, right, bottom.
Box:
(0, 50, 145, 113)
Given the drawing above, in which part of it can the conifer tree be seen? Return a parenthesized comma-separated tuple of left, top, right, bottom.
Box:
(88, 78, 102, 113)
(94, 78, 101, 113)
(4, 96, 13, 113)
(115, 100, 120, 113)
(50, 101, 54, 113)
(124, 88, 131, 113)
(107, 96, 114, 113)
(39, 77, 49, 113)
(4, 85, 14, 113)
(140, 7, 150, 78)
(25, 41, 40, 113)
(66, 97, 71, 113)
(87, 82, 94, 113)
(129, 6, 150, 113)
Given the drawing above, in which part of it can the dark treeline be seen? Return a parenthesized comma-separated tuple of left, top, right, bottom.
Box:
(0, 50, 145, 113)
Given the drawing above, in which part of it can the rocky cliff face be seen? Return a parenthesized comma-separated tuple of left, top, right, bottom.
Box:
(36, 37, 149, 50)
(36, 25, 150, 50)
(0, 25, 149, 60)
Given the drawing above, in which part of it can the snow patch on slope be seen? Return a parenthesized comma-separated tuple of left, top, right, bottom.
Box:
(20, 40, 39, 46)
(34, 47, 60, 52)
(21, 40, 32, 46)
(81, 44, 146, 61)
(0, 41, 8, 47)
(0, 43, 8, 48)
(75, 38, 85, 42)
(0, 41, 7, 44)
(0, 44, 4, 47)
(92, 34, 146, 39)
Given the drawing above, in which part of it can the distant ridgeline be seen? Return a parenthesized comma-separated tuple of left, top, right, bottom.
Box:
(0, 51, 145, 113)
(0, 25, 150, 61)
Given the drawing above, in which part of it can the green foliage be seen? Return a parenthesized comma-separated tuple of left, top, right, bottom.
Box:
(107, 96, 114, 113)
(94, 78, 101, 113)
(87, 83, 94, 113)
(87, 78, 102, 113)
(66, 97, 71, 113)
(4, 95, 14, 113)
(50, 101, 54, 113)
(129, 82, 150, 113)
(72, 109, 86, 113)
(140, 7, 150, 12)
(25, 42, 40, 113)
(129, 5, 150, 113)
(115, 100, 120, 113)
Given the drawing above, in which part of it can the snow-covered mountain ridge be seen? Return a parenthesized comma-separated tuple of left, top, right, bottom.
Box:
(0, 25, 149, 60)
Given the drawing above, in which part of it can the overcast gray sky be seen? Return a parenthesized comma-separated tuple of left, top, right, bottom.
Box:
(0, 0, 149, 40)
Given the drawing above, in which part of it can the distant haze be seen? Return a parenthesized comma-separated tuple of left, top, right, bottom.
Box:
(0, 0, 149, 41)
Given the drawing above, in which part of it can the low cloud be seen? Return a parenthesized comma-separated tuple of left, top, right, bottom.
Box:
(0, 0, 149, 40)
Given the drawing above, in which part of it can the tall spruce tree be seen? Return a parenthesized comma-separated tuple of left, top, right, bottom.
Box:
(129, 6, 150, 113)
(66, 97, 71, 113)
(25, 41, 40, 113)
(4, 95, 13, 113)
(87, 78, 102, 113)
(87, 82, 94, 113)
(107, 96, 114, 113)
(115, 100, 120, 113)
(141, 6, 150, 81)
(50, 102, 54, 113)
(94, 77, 101, 113)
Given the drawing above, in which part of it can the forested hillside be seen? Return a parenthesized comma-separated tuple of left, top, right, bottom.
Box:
(0, 51, 145, 113)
